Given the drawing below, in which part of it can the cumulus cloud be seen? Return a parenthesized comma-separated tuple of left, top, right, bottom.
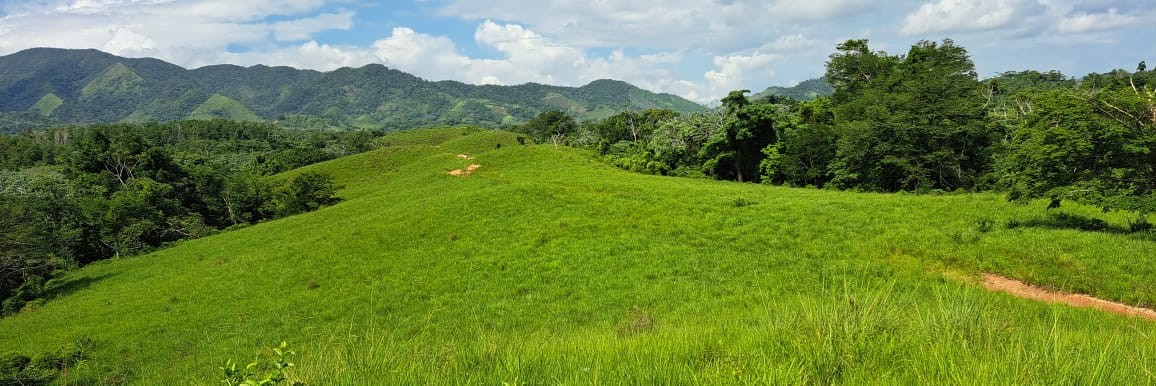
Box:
(0, 0, 350, 57)
(436, 0, 878, 52)
(273, 10, 355, 42)
(1057, 8, 1141, 34)
(900, 0, 1046, 36)
(705, 52, 782, 95)
(900, 0, 1152, 38)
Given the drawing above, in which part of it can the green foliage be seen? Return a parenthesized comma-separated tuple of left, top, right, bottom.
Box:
(28, 94, 63, 117)
(0, 120, 369, 316)
(760, 97, 838, 187)
(273, 172, 341, 217)
(2, 128, 1156, 383)
(1000, 75, 1156, 213)
(0, 338, 92, 386)
(699, 91, 785, 182)
(513, 110, 576, 145)
(190, 94, 264, 122)
(753, 77, 834, 102)
(0, 49, 706, 131)
(826, 39, 991, 192)
(220, 342, 302, 386)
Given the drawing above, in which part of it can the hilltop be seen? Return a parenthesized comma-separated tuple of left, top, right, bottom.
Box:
(0, 48, 706, 133)
(753, 77, 833, 101)
(1, 127, 1155, 384)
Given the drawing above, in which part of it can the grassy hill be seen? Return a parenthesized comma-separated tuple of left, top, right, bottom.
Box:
(0, 48, 707, 133)
(188, 94, 263, 122)
(2, 127, 1156, 384)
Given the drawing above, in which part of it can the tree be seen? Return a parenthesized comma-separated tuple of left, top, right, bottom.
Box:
(274, 172, 341, 217)
(760, 97, 838, 187)
(1001, 78, 1156, 215)
(825, 39, 991, 191)
(700, 91, 782, 182)
(515, 111, 577, 146)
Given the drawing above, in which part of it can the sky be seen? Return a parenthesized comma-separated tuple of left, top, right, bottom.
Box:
(0, 0, 1152, 105)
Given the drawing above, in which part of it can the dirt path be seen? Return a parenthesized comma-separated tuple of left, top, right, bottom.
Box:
(983, 274, 1156, 321)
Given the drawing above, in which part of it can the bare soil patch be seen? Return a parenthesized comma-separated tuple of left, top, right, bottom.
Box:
(449, 164, 481, 177)
(983, 273, 1156, 320)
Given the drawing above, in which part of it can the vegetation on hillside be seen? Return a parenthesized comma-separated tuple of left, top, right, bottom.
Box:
(540, 39, 1153, 221)
(0, 48, 706, 133)
(0, 37, 1154, 383)
(0, 120, 372, 315)
(1, 128, 1155, 383)
(753, 77, 833, 101)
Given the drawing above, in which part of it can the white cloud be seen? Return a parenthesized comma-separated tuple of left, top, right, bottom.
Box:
(273, 10, 355, 42)
(102, 26, 156, 54)
(766, 0, 878, 20)
(436, 0, 879, 52)
(1057, 8, 1140, 34)
(900, 0, 1046, 36)
(0, 0, 349, 56)
(761, 34, 819, 53)
(704, 52, 782, 98)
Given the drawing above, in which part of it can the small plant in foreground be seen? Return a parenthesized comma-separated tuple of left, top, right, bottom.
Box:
(975, 218, 995, 233)
(219, 341, 302, 386)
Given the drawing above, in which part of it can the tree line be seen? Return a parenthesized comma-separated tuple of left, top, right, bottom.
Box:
(515, 39, 1155, 221)
(1, 120, 375, 315)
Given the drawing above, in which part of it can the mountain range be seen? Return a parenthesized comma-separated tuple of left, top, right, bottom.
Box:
(0, 48, 706, 133)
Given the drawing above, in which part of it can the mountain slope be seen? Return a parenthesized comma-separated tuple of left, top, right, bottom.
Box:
(0, 48, 707, 133)
(1, 127, 1155, 384)
(753, 77, 833, 101)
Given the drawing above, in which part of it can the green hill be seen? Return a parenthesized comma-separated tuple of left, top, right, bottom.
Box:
(80, 63, 144, 100)
(2, 127, 1155, 383)
(754, 77, 833, 101)
(188, 94, 263, 122)
(28, 93, 63, 117)
(0, 48, 707, 133)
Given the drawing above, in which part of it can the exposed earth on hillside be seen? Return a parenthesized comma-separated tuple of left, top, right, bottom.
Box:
(984, 274, 1156, 320)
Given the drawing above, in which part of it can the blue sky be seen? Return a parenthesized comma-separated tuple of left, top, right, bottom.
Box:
(0, 0, 1152, 104)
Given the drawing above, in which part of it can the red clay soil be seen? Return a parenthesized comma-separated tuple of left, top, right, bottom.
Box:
(983, 274, 1156, 321)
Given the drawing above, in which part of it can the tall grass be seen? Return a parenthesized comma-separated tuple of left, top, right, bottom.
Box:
(1, 127, 1154, 384)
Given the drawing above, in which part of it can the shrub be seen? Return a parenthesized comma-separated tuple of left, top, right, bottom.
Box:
(220, 341, 302, 386)
(274, 172, 341, 217)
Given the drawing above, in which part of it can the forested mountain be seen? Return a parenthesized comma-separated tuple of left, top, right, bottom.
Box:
(753, 77, 833, 101)
(0, 48, 706, 133)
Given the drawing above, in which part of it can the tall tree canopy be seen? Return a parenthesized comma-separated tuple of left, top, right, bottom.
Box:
(826, 39, 991, 192)
(1001, 70, 1156, 214)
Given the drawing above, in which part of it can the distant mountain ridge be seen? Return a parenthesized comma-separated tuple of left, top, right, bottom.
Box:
(0, 48, 706, 132)
(753, 77, 833, 101)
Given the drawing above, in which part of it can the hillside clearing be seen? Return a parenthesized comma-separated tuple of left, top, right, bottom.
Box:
(1, 127, 1154, 384)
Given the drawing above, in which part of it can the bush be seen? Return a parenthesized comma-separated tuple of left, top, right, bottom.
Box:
(274, 172, 341, 217)
(220, 342, 302, 386)
(0, 338, 92, 386)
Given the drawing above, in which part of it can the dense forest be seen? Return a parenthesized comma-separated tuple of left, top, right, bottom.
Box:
(515, 38, 1154, 217)
(0, 48, 705, 133)
(0, 120, 374, 315)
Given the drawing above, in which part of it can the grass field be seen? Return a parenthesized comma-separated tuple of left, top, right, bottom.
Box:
(2, 127, 1156, 384)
